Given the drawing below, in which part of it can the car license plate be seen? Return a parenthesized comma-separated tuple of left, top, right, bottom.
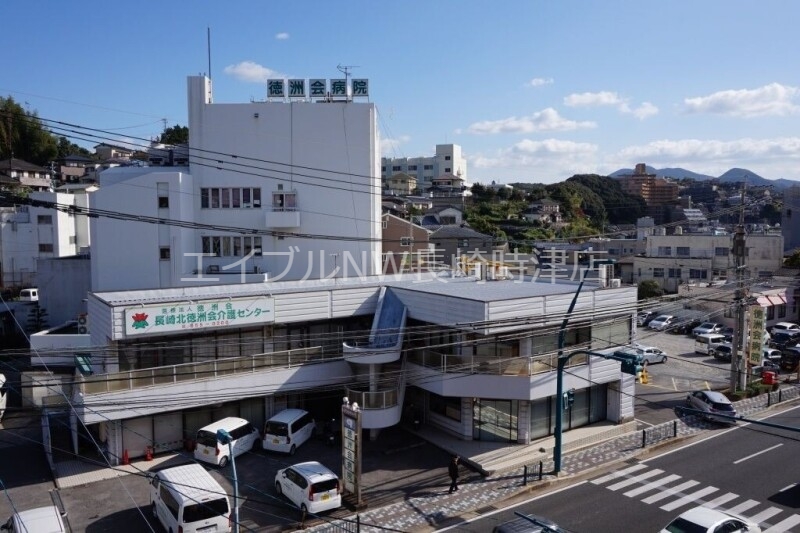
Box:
(203, 449, 209, 455)
(322, 494, 330, 501)
(273, 439, 279, 444)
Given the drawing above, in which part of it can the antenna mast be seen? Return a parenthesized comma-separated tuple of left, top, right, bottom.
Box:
(337, 64, 359, 101)
(207, 27, 212, 79)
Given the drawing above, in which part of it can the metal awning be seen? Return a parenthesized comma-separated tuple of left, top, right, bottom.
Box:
(769, 295, 787, 306)
(757, 296, 771, 306)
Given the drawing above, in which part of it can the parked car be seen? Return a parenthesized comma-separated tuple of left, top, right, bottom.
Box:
(648, 315, 675, 331)
(720, 326, 734, 342)
(691, 322, 723, 338)
(275, 461, 342, 514)
(669, 318, 702, 335)
(493, 513, 575, 533)
(632, 344, 668, 364)
(780, 346, 800, 372)
(770, 321, 800, 335)
(636, 310, 658, 326)
(763, 347, 783, 363)
(709, 342, 732, 362)
(685, 390, 737, 424)
(769, 330, 800, 350)
(758, 359, 781, 375)
(660, 506, 760, 533)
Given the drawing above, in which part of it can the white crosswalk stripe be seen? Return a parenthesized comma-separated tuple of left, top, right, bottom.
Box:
(660, 486, 719, 512)
(623, 474, 681, 498)
(593, 465, 800, 532)
(590, 463, 648, 485)
(727, 499, 759, 515)
(606, 469, 664, 491)
(764, 514, 800, 533)
(642, 480, 700, 504)
(747, 507, 783, 525)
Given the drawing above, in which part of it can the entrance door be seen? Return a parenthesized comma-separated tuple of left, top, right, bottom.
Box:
(473, 399, 517, 442)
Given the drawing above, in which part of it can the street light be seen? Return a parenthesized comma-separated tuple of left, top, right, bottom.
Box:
(216, 429, 239, 533)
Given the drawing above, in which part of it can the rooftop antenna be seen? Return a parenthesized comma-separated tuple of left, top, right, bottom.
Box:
(337, 64, 359, 101)
(207, 27, 212, 79)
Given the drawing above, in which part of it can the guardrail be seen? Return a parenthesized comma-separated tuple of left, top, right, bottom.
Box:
(343, 386, 399, 409)
(407, 345, 592, 376)
(82, 346, 326, 394)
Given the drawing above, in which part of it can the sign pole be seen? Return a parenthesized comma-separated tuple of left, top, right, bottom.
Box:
(341, 399, 363, 507)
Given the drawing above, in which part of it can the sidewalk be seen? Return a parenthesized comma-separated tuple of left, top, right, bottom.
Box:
(307, 384, 800, 533)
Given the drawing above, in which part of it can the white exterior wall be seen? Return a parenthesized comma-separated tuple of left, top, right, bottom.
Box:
(188, 76, 381, 282)
(381, 143, 467, 189)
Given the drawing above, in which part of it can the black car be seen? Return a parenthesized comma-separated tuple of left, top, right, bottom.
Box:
(670, 318, 703, 335)
(770, 331, 800, 350)
(780, 346, 800, 371)
(710, 343, 733, 362)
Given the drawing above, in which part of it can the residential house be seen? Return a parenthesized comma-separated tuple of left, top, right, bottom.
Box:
(522, 198, 562, 224)
(0, 158, 52, 191)
(94, 143, 135, 160)
(430, 225, 501, 267)
(384, 172, 417, 196)
(419, 205, 464, 228)
(52, 154, 95, 185)
(381, 213, 433, 273)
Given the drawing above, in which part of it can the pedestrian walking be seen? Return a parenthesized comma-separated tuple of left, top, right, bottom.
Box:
(448, 455, 460, 493)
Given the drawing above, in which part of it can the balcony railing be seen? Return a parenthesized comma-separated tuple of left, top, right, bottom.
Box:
(407, 344, 592, 376)
(82, 346, 326, 395)
(344, 386, 399, 410)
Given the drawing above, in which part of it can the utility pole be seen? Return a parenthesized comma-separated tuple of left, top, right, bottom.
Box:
(730, 182, 747, 392)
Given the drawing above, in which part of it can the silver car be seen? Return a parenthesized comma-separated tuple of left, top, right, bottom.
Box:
(632, 344, 668, 364)
(685, 390, 737, 424)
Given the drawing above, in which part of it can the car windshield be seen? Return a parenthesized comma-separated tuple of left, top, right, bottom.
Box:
(311, 478, 339, 494)
(664, 517, 708, 533)
(712, 401, 734, 411)
(698, 323, 714, 329)
(655, 316, 670, 321)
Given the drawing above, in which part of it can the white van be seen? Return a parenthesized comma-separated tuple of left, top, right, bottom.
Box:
(2, 505, 67, 532)
(193, 417, 260, 467)
(263, 409, 315, 455)
(694, 333, 727, 355)
(18, 288, 38, 302)
(149, 464, 230, 533)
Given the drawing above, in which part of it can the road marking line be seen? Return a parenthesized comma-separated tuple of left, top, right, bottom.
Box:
(727, 499, 759, 515)
(624, 474, 681, 498)
(591, 463, 648, 485)
(747, 506, 783, 525)
(637, 419, 655, 427)
(704, 380, 710, 390)
(780, 483, 797, 492)
(660, 486, 718, 512)
(733, 443, 783, 464)
(642, 480, 699, 504)
(607, 469, 664, 491)
(704, 492, 738, 509)
(764, 514, 800, 533)
(672, 377, 677, 391)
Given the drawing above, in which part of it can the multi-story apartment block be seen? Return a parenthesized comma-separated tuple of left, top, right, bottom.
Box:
(782, 185, 800, 252)
(381, 144, 467, 190)
(90, 75, 381, 291)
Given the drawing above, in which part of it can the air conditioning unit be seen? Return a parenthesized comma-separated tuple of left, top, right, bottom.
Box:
(77, 314, 89, 335)
(610, 279, 621, 288)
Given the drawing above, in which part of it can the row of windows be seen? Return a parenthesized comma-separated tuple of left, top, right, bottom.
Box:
(201, 235, 263, 257)
(382, 164, 435, 172)
(655, 246, 731, 257)
(200, 187, 262, 209)
(650, 268, 708, 279)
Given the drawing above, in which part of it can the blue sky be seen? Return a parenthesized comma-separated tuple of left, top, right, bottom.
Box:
(4, 1, 799, 184)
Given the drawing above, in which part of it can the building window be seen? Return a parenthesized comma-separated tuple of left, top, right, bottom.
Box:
(429, 392, 460, 422)
(159, 247, 170, 260)
(408, 165, 417, 171)
(37, 215, 52, 225)
(39, 243, 54, 253)
(381, 166, 386, 172)
(676, 247, 690, 256)
(653, 268, 664, 278)
(400, 237, 412, 247)
(778, 304, 787, 318)
(392, 165, 402, 171)
(272, 191, 297, 211)
(689, 269, 708, 279)
(715, 247, 728, 257)
(445, 156, 451, 161)
(424, 165, 433, 170)
(459, 239, 469, 248)
(657, 246, 671, 256)
(767, 306, 775, 321)
(445, 168, 451, 173)
(382, 220, 388, 229)
(201, 188, 262, 209)
(668, 268, 681, 278)
(158, 196, 169, 208)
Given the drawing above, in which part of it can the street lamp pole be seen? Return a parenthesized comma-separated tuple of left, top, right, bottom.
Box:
(216, 429, 239, 533)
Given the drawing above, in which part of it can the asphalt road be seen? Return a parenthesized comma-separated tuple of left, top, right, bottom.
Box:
(447, 404, 800, 532)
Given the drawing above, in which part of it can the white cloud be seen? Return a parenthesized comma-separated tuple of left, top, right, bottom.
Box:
(223, 61, 286, 83)
(615, 137, 800, 167)
(464, 108, 596, 135)
(683, 83, 800, 117)
(471, 139, 599, 181)
(528, 77, 554, 87)
(275, 32, 290, 40)
(565, 91, 658, 120)
(380, 135, 410, 155)
(564, 91, 624, 107)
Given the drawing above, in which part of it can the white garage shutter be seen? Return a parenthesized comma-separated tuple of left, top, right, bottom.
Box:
(153, 412, 183, 453)
(122, 417, 153, 460)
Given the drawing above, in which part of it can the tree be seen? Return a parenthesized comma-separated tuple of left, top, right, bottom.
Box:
(0, 96, 58, 165)
(638, 280, 663, 300)
(159, 124, 189, 145)
(56, 136, 93, 159)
